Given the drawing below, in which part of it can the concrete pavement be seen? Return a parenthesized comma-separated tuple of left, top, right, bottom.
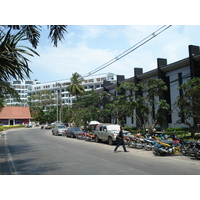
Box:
(0, 131, 14, 175)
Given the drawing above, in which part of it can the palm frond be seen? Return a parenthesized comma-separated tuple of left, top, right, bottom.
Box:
(0, 30, 39, 81)
(0, 81, 20, 100)
(48, 25, 67, 47)
(21, 25, 41, 49)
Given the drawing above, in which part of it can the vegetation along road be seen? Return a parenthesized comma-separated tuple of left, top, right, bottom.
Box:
(5, 128, 200, 175)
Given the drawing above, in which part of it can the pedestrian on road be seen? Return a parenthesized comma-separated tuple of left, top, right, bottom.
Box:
(114, 126, 129, 153)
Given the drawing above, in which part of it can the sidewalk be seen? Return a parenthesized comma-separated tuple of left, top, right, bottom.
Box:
(0, 131, 13, 175)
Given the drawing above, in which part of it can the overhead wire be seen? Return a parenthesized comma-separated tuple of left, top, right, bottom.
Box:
(82, 25, 172, 78)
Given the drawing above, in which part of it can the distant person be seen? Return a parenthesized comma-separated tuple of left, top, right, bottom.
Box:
(114, 126, 129, 153)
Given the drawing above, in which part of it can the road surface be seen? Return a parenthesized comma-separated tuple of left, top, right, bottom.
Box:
(5, 128, 200, 175)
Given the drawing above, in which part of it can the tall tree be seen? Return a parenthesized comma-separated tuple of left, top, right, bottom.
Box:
(67, 72, 85, 98)
(0, 25, 67, 107)
(137, 79, 170, 132)
(5, 25, 68, 48)
(28, 90, 56, 110)
(114, 82, 138, 126)
(175, 77, 200, 137)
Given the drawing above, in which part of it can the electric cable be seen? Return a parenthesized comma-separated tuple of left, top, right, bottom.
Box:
(82, 25, 172, 78)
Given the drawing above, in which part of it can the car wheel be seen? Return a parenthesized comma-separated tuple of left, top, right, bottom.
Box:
(108, 137, 113, 145)
(95, 135, 99, 143)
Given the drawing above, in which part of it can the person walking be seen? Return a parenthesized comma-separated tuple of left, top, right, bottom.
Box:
(114, 126, 129, 153)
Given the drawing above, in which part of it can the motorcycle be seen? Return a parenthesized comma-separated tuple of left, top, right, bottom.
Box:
(194, 141, 200, 160)
(127, 136, 137, 148)
(76, 132, 85, 140)
(135, 137, 145, 149)
(142, 133, 158, 151)
(179, 139, 196, 157)
(85, 133, 95, 142)
(154, 137, 181, 156)
(180, 139, 200, 159)
(143, 138, 157, 151)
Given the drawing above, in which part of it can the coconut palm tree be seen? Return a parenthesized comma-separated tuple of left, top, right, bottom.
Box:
(67, 72, 85, 98)
(0, 25, 67, 106)
(5, 25, 67, 48)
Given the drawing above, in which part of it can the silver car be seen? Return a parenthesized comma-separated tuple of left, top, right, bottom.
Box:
(52, 125, 67, 136)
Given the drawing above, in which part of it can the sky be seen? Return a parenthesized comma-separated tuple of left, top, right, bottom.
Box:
(2, 0, 200, 195)
(2, 1, 200, 84)
(26, 25, 200, 83)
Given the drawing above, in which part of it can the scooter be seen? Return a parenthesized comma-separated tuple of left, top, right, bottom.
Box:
(154, 137, 181, 156)
(194, 141, 200, 160)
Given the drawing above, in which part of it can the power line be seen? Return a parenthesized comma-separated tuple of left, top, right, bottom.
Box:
(83, 25, 172, 78)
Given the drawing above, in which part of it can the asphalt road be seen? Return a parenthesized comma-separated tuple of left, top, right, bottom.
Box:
(5, 128, 200, 175)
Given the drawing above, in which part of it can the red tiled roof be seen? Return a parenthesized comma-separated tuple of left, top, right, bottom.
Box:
(0, 106, 32, 119)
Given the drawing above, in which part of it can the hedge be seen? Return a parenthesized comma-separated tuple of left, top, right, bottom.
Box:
(0, 125, 25, 131)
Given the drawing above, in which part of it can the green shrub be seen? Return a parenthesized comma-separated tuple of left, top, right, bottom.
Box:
(3, 125, 25, 130)
(166, 127, 189, 132)
(124, 127, 137, 133)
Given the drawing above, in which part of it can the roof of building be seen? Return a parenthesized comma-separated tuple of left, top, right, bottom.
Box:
(0, 106, 32, 119)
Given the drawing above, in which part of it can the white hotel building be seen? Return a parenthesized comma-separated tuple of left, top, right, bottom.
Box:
(26, 73, 117, 106)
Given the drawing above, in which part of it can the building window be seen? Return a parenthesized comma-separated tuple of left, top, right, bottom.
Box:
(25, 81, 33, 84)
(13, 81, 21, 84)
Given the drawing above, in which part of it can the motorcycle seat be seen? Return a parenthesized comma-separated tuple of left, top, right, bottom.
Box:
(160, 140, 174, 144)
(185, 141, 192, 144)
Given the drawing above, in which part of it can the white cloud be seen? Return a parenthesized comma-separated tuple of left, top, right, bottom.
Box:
(29, 25, 200, 82)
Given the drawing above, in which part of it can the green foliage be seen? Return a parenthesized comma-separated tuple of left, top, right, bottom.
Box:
(6, 25, 68, 48)
(67, 72, 85, 97)
(0, 125, 25, 131)
(175, 77, 200, 137)
(166, 127, 189, 132)
(68, 90, 101, 127)
(124, 127, 137, 133)
(63, 78, 170, 129)
(32, 107, 57, 124)
(0, 25, 67, 107)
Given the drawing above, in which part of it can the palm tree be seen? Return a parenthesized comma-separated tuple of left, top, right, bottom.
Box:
(5, 25, 68, 48)
(67, 72, 85, 98)
(0, 29, 39, 81)
(0, 25, 67, 107)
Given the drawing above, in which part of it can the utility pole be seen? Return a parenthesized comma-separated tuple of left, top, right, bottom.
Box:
(56, 82, 62, 122)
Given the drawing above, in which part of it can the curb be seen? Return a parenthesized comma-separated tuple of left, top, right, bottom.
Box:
(0, 131, 17, 175)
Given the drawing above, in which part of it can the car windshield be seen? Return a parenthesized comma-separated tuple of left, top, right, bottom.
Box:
(74, 127, 81, 131)
(58, 126, 66, 129)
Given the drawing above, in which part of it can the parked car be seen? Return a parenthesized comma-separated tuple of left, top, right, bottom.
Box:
(45, 124, 53, 129)
(52, 125, 68, 136)
(51, 121, 63, 126)
(92, 123, 130, 145)
(25, 124, 32, 128)
(66, 127, 84, 138)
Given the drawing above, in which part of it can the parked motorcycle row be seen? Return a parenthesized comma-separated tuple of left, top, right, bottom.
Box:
(123, 133, 200, 160)
(47, 123, 200, 160)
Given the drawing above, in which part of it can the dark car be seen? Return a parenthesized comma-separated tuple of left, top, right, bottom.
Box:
(66, 127, 84, 138)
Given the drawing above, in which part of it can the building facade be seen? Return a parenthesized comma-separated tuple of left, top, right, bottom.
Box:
(26, 73, 117, 106)
(0, 106, 32, 125)
(5, 79, 40, 107)
(95, 45, 200, 129)
(4, 73, 117, 107)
